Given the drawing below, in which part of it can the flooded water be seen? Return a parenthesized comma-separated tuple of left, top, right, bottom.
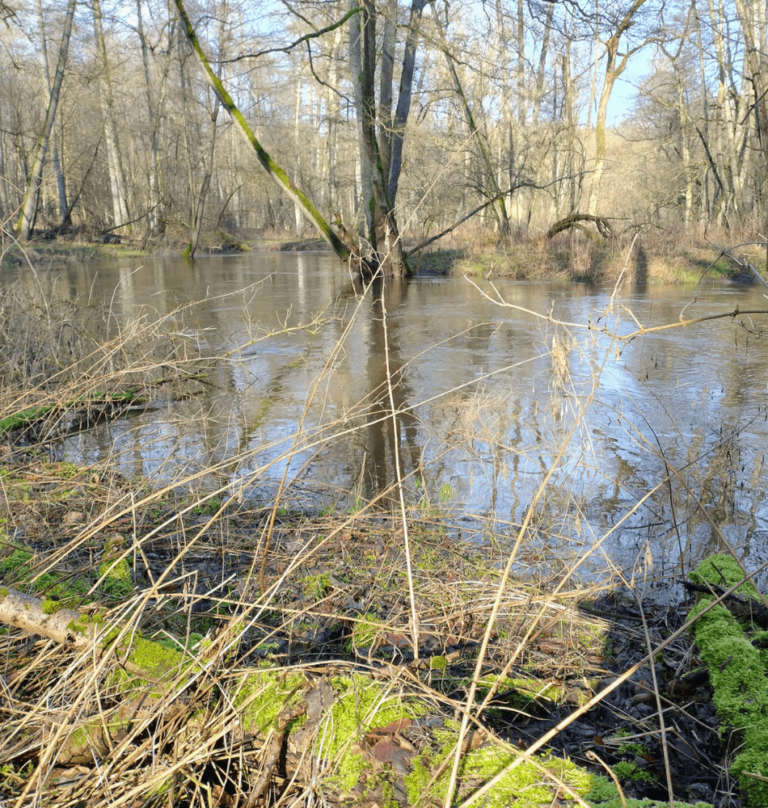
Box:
(8, 253, 768, 586)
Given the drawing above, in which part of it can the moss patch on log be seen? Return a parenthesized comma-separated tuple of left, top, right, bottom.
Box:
(234, 670, 309, 737)
(689, 555, 768, 806)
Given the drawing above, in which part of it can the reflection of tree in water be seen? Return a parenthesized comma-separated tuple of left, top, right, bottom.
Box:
(362, 278, 421, 502)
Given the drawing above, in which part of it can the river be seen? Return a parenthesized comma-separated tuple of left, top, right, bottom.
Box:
(8, 252, 768, 588)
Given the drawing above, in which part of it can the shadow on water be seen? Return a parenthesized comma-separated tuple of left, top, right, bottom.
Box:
(634, 243, 648, 288)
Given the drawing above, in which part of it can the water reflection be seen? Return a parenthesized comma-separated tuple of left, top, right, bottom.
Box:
(6, 254, 768, 585)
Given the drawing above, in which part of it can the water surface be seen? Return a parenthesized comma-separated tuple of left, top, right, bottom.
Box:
(11, 253, 768, 587)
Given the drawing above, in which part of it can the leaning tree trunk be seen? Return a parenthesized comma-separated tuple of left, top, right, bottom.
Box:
(172, 0, 351, 263)
(17, 0, 76, 241)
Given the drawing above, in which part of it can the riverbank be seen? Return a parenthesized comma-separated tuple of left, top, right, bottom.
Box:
(0, 274, 753, 805)
(3, 226, 765, 286)
(413, 229, 765, 285)
(0, 453, 740, 807)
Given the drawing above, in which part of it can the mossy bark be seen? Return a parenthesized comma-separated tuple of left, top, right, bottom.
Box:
(170, 0, 351, 265)
(689, 555, 768, 806)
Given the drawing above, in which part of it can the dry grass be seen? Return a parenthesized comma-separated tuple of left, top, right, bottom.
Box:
(414, 219, 767, 284)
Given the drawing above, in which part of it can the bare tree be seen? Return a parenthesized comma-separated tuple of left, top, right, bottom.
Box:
(17, 0, 75, 240)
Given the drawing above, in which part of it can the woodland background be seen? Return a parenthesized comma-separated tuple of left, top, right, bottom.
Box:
(2, 0, 766, 265)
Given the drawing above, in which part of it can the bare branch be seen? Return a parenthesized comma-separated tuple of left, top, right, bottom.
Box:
(223, 7, 361, 63)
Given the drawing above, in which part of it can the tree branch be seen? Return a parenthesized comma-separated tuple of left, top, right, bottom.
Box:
(406, 174, 586, 257)
(224, 8, 361, 63)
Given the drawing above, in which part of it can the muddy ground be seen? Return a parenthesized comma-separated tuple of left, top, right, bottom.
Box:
(0, 453, 740, 806)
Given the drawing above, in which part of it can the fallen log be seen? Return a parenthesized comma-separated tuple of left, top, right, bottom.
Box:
(0, 390, 147, 437)
(682, 579, 768, 628)
(0, 584, 708, 807)
(546, 213, 613, 240)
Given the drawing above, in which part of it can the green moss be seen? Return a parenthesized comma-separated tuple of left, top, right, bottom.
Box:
(430, 655, 448, 671)
(0, 587, 8, 598)
(583, 775, 708, 808)
(0, 549, 33, 577)
(41, 598, 62, 614)
(66, 612, 104, 636)
(688, 556, 768, 806)
(68, 714, 133, 753)
(403, 721, 591, 808)
(156, 633, 205, 653)
(234, 671, 308, 736)
(302, 572, 331, 599)
(192, 496, 223, 516)
(352, 613, 379, 650)
(689, 554, 757, 598)
(616, 742, 647, 757)
(98, 537, 132, 600)
(323, 675, 430, 794)
(612, 761, 656, 784)
(123, 634, 185, 680)
(476, 674, 564, 711)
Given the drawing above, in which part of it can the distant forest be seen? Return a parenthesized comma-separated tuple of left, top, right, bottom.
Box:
(2, 0, 766, 270)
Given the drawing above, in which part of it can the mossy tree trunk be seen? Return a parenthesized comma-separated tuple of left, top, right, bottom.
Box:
(171, 0, 352, 265)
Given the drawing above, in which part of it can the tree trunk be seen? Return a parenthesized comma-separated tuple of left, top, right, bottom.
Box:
(172, 0, 351, 262)
(294, 75, 303, 236)
(531, 2, 554, 129)
(348, 0, 375, 240)
(93, 0, 131, 233)
(17, 0, 75, 240)
(733, 0, 768, 266)
(378, 0, 397, 182)
(434, 2, 509, 234)
(35, 0, 70, 228)
(387, 0, 429, 209)
(355, 0, 410, 274)
(137, 0, 165, 236)
(587, 0, 649, 216)
(185, 100, 220, 258)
